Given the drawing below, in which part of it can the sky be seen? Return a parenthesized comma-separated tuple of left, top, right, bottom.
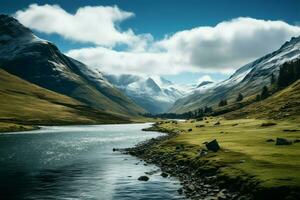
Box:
(1, 0, 300, 84)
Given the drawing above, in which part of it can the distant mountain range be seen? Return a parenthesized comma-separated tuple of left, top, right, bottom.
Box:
(104, 74, 195, 113)
(0, 14, 145, 118)
(169, 35, 300, 114)
(0, 14, 299, 120)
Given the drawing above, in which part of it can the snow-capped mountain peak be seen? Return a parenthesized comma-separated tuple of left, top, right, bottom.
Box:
(169, 35, 300, 113)
(104, 74, 193, 113)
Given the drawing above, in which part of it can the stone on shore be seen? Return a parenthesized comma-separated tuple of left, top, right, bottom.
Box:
(205, 139, 220, 152)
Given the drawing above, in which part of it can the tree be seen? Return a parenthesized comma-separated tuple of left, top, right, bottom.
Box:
(278, 60, 300, 88)
(204, 106, 213, 113)
(261, 86, 269, 100)
(218, 99, 227, 107)
(236, 93, 243, 102)
(195, 108, 204, 118)
(256, 94, 261, 101)
(271, 73, 276, 85)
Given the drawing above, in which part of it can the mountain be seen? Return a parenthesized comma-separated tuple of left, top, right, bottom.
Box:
(169, 36, 300, 114)
(197, 81, 213, 87)
(0, 68, 129, 131)
(0, 14, 145, 117)
(224, 79, 300, 119)
(104, 74, 191, 114)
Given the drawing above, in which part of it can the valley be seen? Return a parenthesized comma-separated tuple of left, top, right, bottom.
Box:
(0, 4, 299, 200)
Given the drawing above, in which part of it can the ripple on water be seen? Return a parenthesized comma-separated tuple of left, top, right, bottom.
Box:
(0, 123, 184, 200)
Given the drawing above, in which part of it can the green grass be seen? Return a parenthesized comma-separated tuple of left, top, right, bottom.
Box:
(225, 80, 300, 119)
(152, 117, 300, 191)
(0, 122, 37, 132)
(0, 68, 130, 132)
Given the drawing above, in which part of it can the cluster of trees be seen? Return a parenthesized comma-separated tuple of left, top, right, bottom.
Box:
(277, 59, 300, 88)
(218, 93, 243, 107)
(256, 86, 269, 101)
(256, 59, 299, 102)
(144, 105, 214, 119)
(143, 112, 191, 119)
(218, 99, 227, 107)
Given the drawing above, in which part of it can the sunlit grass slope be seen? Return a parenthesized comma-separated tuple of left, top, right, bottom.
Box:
(0, 69, 129, 132)
(152, 117, 300, 193)
(224, 80, 300, 119)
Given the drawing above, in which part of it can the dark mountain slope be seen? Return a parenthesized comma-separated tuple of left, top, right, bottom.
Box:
(0, 14, 145, 117)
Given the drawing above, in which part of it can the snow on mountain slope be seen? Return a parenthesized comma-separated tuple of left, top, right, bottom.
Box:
(169, 35, 300, 114)
(0, 14, 145, 116)
(104, 74, 194, 113)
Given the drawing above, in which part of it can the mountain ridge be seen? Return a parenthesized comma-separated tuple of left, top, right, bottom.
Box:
(0, 14, 145, 117)
(169, 35, 300, 114)
(104, 74, 193, 113)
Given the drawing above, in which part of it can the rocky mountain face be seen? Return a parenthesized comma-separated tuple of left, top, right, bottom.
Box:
(0, 15, 145, 116)
(169, 36, 300, 114)
(104, 74, 192, 114)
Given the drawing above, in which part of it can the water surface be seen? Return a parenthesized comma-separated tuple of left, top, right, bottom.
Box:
(0, 123, 183, 199)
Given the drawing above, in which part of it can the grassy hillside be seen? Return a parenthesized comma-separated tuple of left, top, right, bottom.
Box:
(224, 80, 300, 119)
(0, 69, 130, 132)
(150, 117, 300, 198)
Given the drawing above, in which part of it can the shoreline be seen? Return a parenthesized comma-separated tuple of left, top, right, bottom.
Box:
(122, 122, 300, 200)
(0, 117, 156, 133)
(122, 123, 247, 200)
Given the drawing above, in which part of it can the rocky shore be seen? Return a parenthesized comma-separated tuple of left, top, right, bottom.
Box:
(121, 123, 251, 200)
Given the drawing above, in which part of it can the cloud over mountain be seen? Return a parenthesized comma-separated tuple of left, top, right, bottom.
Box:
(15, 4, 300, 76)
(14, 4, 149, 47)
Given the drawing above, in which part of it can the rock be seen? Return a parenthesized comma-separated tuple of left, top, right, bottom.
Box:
(214, 121, 220, 125)
(232, 123, 238, 126)
(138, 176, 149, 181)
(188, 128, 193, 132)
(217, 191, 226, 200)
(283, 129, 300, 132)
(186, 184, 196, 192)
(261, 122, 277, 127)
(266, 139, 275, 142)
(177, 188, 183, 195)
(205, 139, 220, 152)
(196, 125, 205, 128)
(199, 150, 208, 156)
(161, 172, 168, 178)
(294, 139, 300, 143)
(276, 138, 292, 145)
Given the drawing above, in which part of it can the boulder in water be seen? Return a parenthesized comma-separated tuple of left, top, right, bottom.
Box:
(138, 176, 149, 181)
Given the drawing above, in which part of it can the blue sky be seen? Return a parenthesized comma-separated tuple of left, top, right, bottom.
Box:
(1, 0, 300, 84)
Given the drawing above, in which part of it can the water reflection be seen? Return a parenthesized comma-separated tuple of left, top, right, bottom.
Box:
(0, 123, 184, 200)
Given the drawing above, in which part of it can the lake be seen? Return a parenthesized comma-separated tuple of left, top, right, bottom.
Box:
(0, 123, 184, 200)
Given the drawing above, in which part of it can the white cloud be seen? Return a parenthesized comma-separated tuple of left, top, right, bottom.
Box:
(15, 4, 300, 76)
(197, 75, 213, 84)
(157, 17, 300, 71)
(66, 46, 191, 75)
(14, 4, 150, 47)
(67, 17, 300, 75)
